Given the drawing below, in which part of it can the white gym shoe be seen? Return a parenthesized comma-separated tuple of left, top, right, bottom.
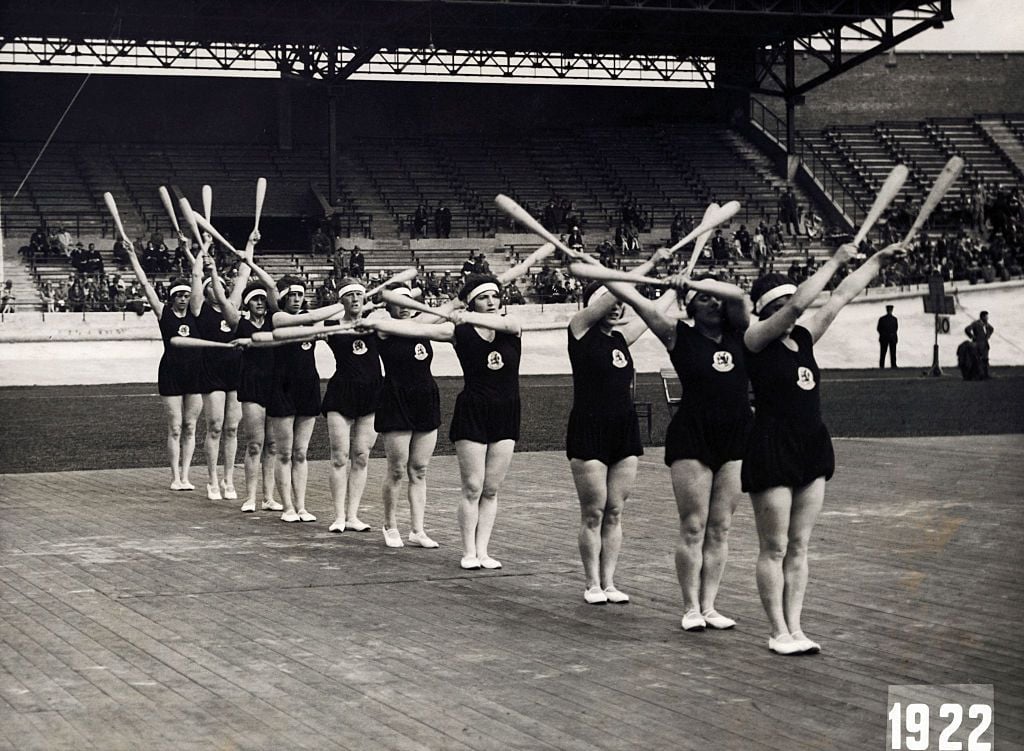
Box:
(240, 499, 256, 513)
(261, 500, 283, 511)
(584, 586, 608, 605)
(702, 609, 736, 629)
(297, 509, 316, 522)
(383, 527, 404, 548)
(408, 531, 439, 548)
(479, 557, 502, 570)
(790, 631, 821, 654)
(206, 483, 222, 501)
(603, 587, 630, 604)
(460, 556, 481, 570)
(220, 480, 238, 500)
(681, 610, 707, 631)
(281, 510, 300, 523)
(768, 634, 805, 655)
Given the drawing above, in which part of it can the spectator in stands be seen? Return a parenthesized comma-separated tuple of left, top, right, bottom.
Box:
(150, 228, 166, 253)
(84, 243, 105, 275)
(434, 201, 452, 239)
(349, 246, 365, 279)
(40, 280, 55, 312)
(1, 280, 15, 313)
(734, 225, 752, 259)
(972, 182, 987, 232)
(781, 188, 801, 235)
(113, 237, 131, 268)
(311, 224, 333, 255)
(711, 229, 731, 263)
(752, 225, 768, 268)
(503, 279, 525, 305)
(563, 202, 581, 233)
(543, 199, 560, 233)
(567, 225, 585, 254)
(68, 276, 85, 312)
(413, 204, 429, 239)
(460, 251, 476, 278)
(597, 238, 615, 267)
(965, 311, 994, 379)
(55, 227, 72, 257)
(474, 253, 491, 275)
(623, 224, 642, 257)
(317, 270, 340, 306)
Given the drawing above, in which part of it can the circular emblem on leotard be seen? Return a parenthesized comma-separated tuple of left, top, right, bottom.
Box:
(711, 351, 735, 373)
(486, 351, 504, 370)
(611, 349, 628, 369)
(414, 343, 429, 361)
(301, 341, 313, 351)
(219, 319, 232, 333)
(352, 339, 368, 355)
(796, 366, 816, 391)
(177, 324, 191, 337)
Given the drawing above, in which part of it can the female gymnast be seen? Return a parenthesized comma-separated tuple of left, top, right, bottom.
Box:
(566, 249, 677, 605)
(604, 266, 749, 628)
(743, 241, 901, 655)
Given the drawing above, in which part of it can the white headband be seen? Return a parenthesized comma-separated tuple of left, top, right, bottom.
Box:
(169, 283, 191, 297)
(465, 281, 499, 304)
(278, 283, 305, 299)
(202, 277, 213, 289)
(338, 282, 366, 298)
(388, 286, 413, 298)
(243, 288, 267, 305)
(754, 283, 797, 314)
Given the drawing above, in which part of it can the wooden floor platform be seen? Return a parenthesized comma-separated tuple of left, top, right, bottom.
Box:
(1, 436, 1022, 750)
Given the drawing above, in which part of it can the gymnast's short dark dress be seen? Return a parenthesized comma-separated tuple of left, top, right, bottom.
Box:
(195, 302, 241, 393)
(375, 334, 441, 433)
(565, 325, 642, 464)
(664, 322, 752, 470)
(235, 315, 274, 407)
(741, 324, 835, 493)
(157, 306, 204, 397)
(321, 326, 383, 418)
(267, 325, 322, 418)
(449, 323, 521, 443)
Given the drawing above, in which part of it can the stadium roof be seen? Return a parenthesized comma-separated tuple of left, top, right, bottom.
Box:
(2, 0, 950, 57)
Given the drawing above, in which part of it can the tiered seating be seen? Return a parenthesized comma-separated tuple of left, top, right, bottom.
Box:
(927, 117, 1023, 187)
(977, 115, 1024, 175)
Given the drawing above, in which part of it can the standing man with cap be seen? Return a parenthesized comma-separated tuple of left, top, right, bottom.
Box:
(876, 304, 898, 369)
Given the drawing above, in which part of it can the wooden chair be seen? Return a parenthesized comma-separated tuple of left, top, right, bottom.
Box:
(660, 368, 682, 414)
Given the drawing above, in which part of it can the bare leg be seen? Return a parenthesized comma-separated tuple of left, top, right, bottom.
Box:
(221, 390, 242, 490)
(202, 390, 226, 494)
(750, 486, 794, 638)
(570, 458, 610, 590)
(783, 477, 825, 637)
(600, 456, 638, 591)
(162, 396, 184, 486)
(455, 440, 487, 559)
(180, 394, 203, 486)
(475, 440, 515, 563)
(241, 401, 265, 507)
(290, 415, 317, 515)
(326, 413, 352, 527)
(406, 430, 438, 536)
(345, 414, 378, 525)
(700, 460, 742, 613)
(670, 459, 714, 615)
(270, 416, 296, 515)
(382, 431, 411, 530)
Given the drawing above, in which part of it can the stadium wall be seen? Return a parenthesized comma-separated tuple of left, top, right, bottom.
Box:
(792, 51, 1024, 132)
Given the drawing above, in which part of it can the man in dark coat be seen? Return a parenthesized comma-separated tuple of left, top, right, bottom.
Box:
(876, 304, 899, 368)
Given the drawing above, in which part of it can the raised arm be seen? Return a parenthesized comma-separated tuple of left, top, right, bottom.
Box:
(497, 243, 556, 286)
(802, 244, 902, 344)
(617, 287, 681, 346)
(683, 277, 751, 332)
(272, 298, 348, 329)
(225, 232, 257, 312)
(188, 249, 206, 317)
(744, 243, 858, 353)
(123, 242, 164, 318)
(600, 248, 678, 346)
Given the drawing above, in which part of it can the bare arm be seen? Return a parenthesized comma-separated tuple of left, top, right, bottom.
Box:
(225, 232, 257, 312)
(618, 287, 681, 346)
(272, 300, 347, 329)
(683, 277, 751, 332)
(188, 250, 206, 317)
(451, 310, 522, 337)
(583, 247, 676, 344)
(208, 262, 241, 328)
(359, 317, 456, 343)
(744, 243, 858, 353)
(497, 243, 556, 285)
(803, 244, 902, 344)
(123, 244, 163, 317)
